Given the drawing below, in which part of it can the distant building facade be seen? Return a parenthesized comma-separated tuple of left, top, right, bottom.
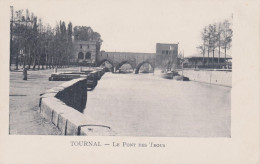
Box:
(184, 52, 232, 69)
(156, 43, 178, 68)
(71, 40, 101, 66)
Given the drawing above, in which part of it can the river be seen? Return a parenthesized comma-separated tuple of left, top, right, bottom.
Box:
(84, 70, 231, 137)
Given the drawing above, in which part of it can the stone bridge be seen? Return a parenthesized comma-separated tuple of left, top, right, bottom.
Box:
(96, 51, 156, 74)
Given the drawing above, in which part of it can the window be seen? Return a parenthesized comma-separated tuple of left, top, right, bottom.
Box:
(80, 44, 82, 49)
(166, 50, 169, 55)
(85, 52, 91, 59)
(162, 50, 165, 54)
(78, 52, 84, 59)
(87, 45, 89, 49)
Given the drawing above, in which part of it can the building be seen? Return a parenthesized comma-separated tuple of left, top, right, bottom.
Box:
(156, 43, 178, 68)
(184, 51, 232, 69)
(70, 41, 178, 69)
(70, 40, 101, 66)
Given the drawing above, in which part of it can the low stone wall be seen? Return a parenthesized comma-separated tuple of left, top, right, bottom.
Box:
(39, 77, 115, 136)
(55, 78, 87, 113)
(178, 70, 232, 87)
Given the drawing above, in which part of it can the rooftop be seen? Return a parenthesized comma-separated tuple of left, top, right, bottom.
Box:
(186, 51, 232, 59)
(156, 43, 179, 45)
(101, 51, 155, 55)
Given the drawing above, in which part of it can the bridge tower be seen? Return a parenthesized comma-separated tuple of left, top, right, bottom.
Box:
(156, 43, 179, 69)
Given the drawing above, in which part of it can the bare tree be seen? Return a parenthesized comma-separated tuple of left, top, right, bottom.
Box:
(198, 19, 232, 69)
(197, 27, 208, 66)
(205, 26, 211, 67)
(221, 20, 233, 65)
(216, 22, 223, 65)
(208, 24, 218, 68)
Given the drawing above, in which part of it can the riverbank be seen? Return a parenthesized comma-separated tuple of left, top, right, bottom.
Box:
(177, 69, 232, 87)
(9, 67, 79, 135)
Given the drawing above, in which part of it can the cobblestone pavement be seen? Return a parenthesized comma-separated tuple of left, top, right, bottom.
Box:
(9, 67, 78, 135)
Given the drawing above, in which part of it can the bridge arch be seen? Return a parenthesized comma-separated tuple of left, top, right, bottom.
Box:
(97, 59, 114, 68)
(115, 61, 134, 71)
(135, 61, 154, 74)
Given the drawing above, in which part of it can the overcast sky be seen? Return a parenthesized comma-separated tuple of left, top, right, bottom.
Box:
(11, 0, 233, 56)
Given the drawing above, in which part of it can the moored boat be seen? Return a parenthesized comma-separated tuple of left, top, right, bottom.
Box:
(161, 71, 174, 79)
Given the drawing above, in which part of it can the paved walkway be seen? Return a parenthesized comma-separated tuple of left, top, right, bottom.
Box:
(9, 67, 78, 135)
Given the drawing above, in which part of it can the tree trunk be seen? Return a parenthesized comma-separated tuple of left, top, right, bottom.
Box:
(54, 57, 56, 68)
(37, 55, 40, 70)
(10, 45, 13, 70)
(32, 53, 36, 70)
(28, 46, 31, 69)
(15, 52, 19, 70)
(45, 53, 48, 69)
(23, 46, 26, 69)
(225, 46, 227, 68)
(59, 58, 61, 68)
(202, 48, 205, 66)
(212, 49, 215, 68)
(23, 55, 25, 69)
(51, 56, 53, 68)
(68, 56, 70, 67)
(218, 43, 220, 64)
(207, 47, 210, 67)
(41, 53, 44, 69)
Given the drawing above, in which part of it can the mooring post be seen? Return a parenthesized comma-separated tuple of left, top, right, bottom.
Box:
(54, 66, 57, 73)
(23, 66, 28, 80)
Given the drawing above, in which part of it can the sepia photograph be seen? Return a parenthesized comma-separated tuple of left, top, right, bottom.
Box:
(9, 1, 233, 137)
(1, 0, 259, 163)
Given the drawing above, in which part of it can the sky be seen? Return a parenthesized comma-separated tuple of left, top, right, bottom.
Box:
(11, 0, 234, 56)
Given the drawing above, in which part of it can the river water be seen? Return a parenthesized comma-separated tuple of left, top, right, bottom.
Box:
(84, 71, 231, 137)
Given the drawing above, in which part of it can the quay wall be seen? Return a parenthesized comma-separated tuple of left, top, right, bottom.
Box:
(55, 78, 87, 113)
(178, 70, 232, 87)
(39, 76, 114, 136)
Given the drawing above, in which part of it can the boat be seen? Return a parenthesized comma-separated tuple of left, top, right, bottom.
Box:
(161, 70, 174, 79)
(160, 56, 176, 79)
(173, 75, 189, 81)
